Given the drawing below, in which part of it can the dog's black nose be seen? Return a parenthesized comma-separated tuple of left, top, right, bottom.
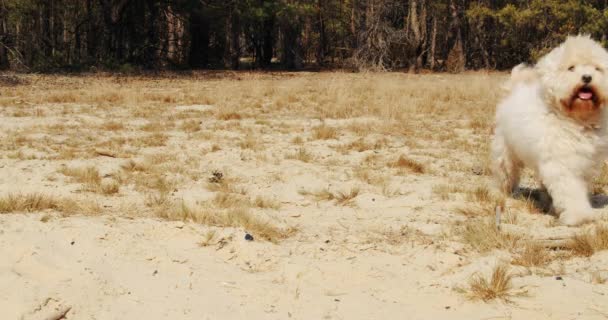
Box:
(582, 74, 592, 83)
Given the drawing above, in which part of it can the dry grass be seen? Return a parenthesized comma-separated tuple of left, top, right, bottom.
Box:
(59, 166, 120, 195)
(390, 154, 425, 174)
(238, 136, 260, 150)
(461, 264, 525, 302)
(455, 218, 521, 253)
(592, 163, 608, 194)
(567, 225, 608, 257)
(253, 196, 281, 210)
(217, 111, 242, 121)
(286, 148, 314, 163)
(335, 137, 388, 154)
(512, 242, 552, 268)
(299, 187, 360, 206)
(0, 73, 508, 251)
(432, 183, 465, 200)
(199, 230, 218, 247)
(0, 193, 76, 213)
(157, 201, 293, 243)
(312, 123, 338, 140)
(180, 120, 201, 133)
(0, 193, 98, 215)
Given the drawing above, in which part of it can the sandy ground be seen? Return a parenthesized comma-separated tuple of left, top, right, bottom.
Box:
(1, 73, 608, 319)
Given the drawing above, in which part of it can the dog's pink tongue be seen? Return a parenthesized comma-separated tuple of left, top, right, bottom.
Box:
(578, 91, 593, 100)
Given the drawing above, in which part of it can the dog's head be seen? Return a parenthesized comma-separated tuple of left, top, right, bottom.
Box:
(536, 35, 608, 125)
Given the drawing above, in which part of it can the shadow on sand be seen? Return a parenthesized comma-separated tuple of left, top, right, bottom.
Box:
(513, 187, 608, 214)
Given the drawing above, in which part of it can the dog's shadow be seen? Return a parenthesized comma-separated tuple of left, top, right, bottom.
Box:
(514, 187, 608, 213)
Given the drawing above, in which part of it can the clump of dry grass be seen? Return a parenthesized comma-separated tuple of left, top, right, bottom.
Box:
(217, 111, 242, 121)
(312, 123, 338, 140)
(335, 137, 387, 154)
(455, 218, 521, 253)
(253, 196, 281, 210)
(567, 225, 608, 257)
(121, 160, 152, 173)
(390, 154, 425, 174)
(60, 166, 101, 185)
(180, 120, 201, 133)
(59, 166, 120, 195)
(354, 167, 388, 187)
(156, 201, 294, 243)
(134, 133, 169, 147)
(238, 136, 260, 150)
(460, 264, 525, 302)
(286, 148, 313, 163)
(0, 193, 78, 213)
(467, 185, 493, 203)
(101, 121, 125, 131)
(335, 188, 360, 206)
(592, 163, 608, 194)
(432, 183, 465, 200)
(455, 204, 495, 217)
(299, 188, 335, 201)
(206, 171, 244, 194)
(512, 242, 552, 268)
(212, 192, 250, 208)
(299, 187, 360, 206)
(199, 230, 218, 247)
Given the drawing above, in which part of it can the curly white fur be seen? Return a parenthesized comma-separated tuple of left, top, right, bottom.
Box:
(492, 35, 608, 226)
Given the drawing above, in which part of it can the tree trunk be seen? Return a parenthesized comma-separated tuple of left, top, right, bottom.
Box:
(282, 22, 300, 70)
(261, 15, 274, 67)
(229, 8, 240, 70)
(0, 2, 8, 69)
(189, 9, 209, 68)
(446, 0, 465, 73)
(316, 0, 326, 66)
(145, 0, 160, 68)
(429, 16, 437, 70)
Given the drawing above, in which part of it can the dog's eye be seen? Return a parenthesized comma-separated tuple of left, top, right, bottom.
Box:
(568, 65, 575, 71)
(596, 66, 604, 73)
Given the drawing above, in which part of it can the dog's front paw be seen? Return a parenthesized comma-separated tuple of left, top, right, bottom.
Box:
(559, 209, 598, 226)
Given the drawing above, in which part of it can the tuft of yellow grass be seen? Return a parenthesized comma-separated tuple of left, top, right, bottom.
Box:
(461, 264, 525, 302)
(180, 120, 201, 133)
(199, 230, 218, 247)
(567, 225, 608, 257)
(335, 188, 360, 206)
(238, 136, 260, 150)
(59, 166, 120, 195)
(299, 187, 360, 206)
(217, 111, 242, 121)
(0, 193, 77, 213)
(390, 154, 425, 173)
(253, 196, 281, 210)
(312, 123, 338, 140)
(512, 242, 552, 268)
(0, 193, 99, 215)
(455, 218, 520, 253)
(286, 148, 313, 163)
(156, 201, 294, 243)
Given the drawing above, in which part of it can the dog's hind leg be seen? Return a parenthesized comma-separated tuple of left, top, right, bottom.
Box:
(491, 134, 521, 195)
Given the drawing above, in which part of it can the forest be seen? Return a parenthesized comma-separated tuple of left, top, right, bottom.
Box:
(1, 0, 608, 72)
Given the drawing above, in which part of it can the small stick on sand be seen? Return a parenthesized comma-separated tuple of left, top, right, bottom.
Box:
(495, 205, 502, 231)
(95, 149, 117, 158)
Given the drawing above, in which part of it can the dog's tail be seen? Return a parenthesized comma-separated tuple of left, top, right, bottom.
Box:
(502, 63, 538, 92)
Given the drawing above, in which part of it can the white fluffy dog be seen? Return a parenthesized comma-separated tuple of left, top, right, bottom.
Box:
(492, 35, 608, 226)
